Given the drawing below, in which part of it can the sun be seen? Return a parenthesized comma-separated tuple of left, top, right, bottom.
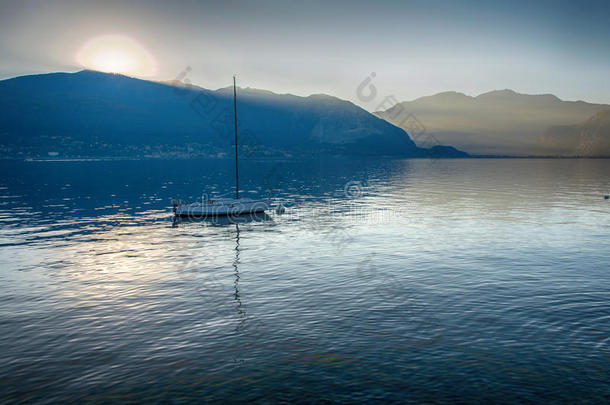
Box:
(76, 34, 157, 77)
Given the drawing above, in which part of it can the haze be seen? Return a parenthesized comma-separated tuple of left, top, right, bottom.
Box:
(1, 0, 609, 109)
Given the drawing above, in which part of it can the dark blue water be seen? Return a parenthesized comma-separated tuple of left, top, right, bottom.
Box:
(1, 158, 609, 403)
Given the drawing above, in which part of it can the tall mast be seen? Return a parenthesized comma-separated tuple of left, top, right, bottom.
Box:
(233, 75, 239, 200)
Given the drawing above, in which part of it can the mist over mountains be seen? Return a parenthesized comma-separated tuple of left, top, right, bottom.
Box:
(3, 70, 607, 159)
(0, 70, 467, 159)
(541, 110, 610, 156)
(377, 89, 610, 156)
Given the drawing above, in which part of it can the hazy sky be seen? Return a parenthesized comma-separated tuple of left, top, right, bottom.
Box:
(1, 0, 609, 109)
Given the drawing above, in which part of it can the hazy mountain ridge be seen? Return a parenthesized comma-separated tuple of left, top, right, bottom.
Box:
(0, 70, 468, 159)
(540, 110, 610, 156)
(377, 89, 610, 156)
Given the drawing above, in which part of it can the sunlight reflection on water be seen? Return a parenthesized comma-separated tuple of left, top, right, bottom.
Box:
(0, 158, 609, 403)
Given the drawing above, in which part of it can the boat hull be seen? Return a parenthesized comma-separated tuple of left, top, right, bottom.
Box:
(174, 199, 270, 218)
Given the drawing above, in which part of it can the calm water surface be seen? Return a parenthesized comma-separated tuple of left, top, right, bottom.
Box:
(1, 158, 609, 403)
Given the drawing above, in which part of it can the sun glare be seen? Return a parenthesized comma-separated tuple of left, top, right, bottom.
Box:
(76, 34, 157, 77)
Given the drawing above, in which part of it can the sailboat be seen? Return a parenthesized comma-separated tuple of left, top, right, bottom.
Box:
(173, 76, 270, 218)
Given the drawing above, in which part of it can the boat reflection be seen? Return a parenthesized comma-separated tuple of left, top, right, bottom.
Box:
(172, 212, 273, 227)
(173, 212, 261, 367)
(233, 224, 246, 332)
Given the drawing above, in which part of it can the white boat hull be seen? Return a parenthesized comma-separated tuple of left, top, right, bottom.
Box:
(174, 198, 270, 217)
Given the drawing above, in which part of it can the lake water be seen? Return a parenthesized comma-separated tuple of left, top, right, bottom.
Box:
(1, 158, 609, 403)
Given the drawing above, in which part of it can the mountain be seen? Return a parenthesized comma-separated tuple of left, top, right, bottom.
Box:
(376, 89, 610, 156)
(540, 110, 610, 156)
(0, 70, 466, 159)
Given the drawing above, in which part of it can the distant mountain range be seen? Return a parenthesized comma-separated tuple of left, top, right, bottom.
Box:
(540, 110, 610, 156)
(376, 89, 610, 156)
(0, 70, 467, 159)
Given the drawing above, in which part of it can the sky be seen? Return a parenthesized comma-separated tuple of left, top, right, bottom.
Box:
(1, 0, 609, 109)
